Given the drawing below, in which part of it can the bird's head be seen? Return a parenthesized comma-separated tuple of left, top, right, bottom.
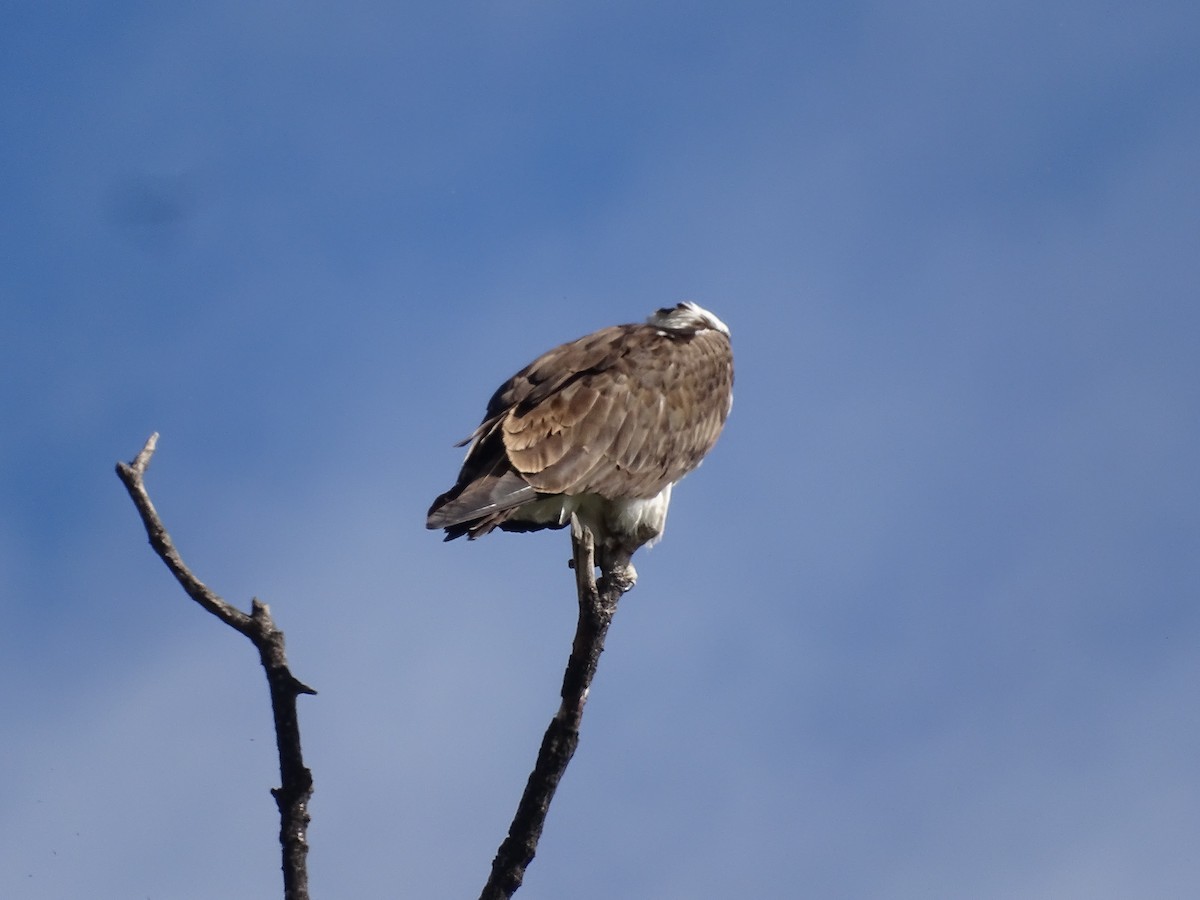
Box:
(646, 302, 730, 336)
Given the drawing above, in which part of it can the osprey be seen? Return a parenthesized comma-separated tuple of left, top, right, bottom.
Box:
(427, 302, 733, 583)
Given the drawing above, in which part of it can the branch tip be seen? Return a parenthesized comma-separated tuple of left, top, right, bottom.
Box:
(129, 432, 159, 475)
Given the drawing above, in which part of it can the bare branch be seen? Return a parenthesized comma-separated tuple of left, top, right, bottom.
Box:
(479, 521, 632, 899)
(116, 434, 316, 900)
(115, 433, 253, 635)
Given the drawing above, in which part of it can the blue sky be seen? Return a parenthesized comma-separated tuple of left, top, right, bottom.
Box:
(3, 2, 1199, 897)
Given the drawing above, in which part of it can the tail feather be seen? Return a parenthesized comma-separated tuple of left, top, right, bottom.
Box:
(426, 470, 537, 530)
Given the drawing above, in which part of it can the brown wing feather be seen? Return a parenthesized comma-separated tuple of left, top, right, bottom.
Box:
(502, 378, 605, 469)
(506, 385, 616, 490)
(486, 326, 630, 414)
(500, 325, 732, 500)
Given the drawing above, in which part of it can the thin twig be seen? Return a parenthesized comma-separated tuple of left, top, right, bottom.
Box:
(116, 433, 316, 900)
(479, 522, 632, 900)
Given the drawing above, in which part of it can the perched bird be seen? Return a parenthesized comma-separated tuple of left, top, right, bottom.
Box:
(427, 302, 733, 586)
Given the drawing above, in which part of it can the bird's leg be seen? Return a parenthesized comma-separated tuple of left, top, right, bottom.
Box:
(598, 521, 664, 594)
(605, 559, 637, 594)
(596, 542, 637, 595)
(568, 514, 637, 593)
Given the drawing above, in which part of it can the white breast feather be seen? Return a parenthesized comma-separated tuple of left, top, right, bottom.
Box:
(558, 483, 674, 549)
